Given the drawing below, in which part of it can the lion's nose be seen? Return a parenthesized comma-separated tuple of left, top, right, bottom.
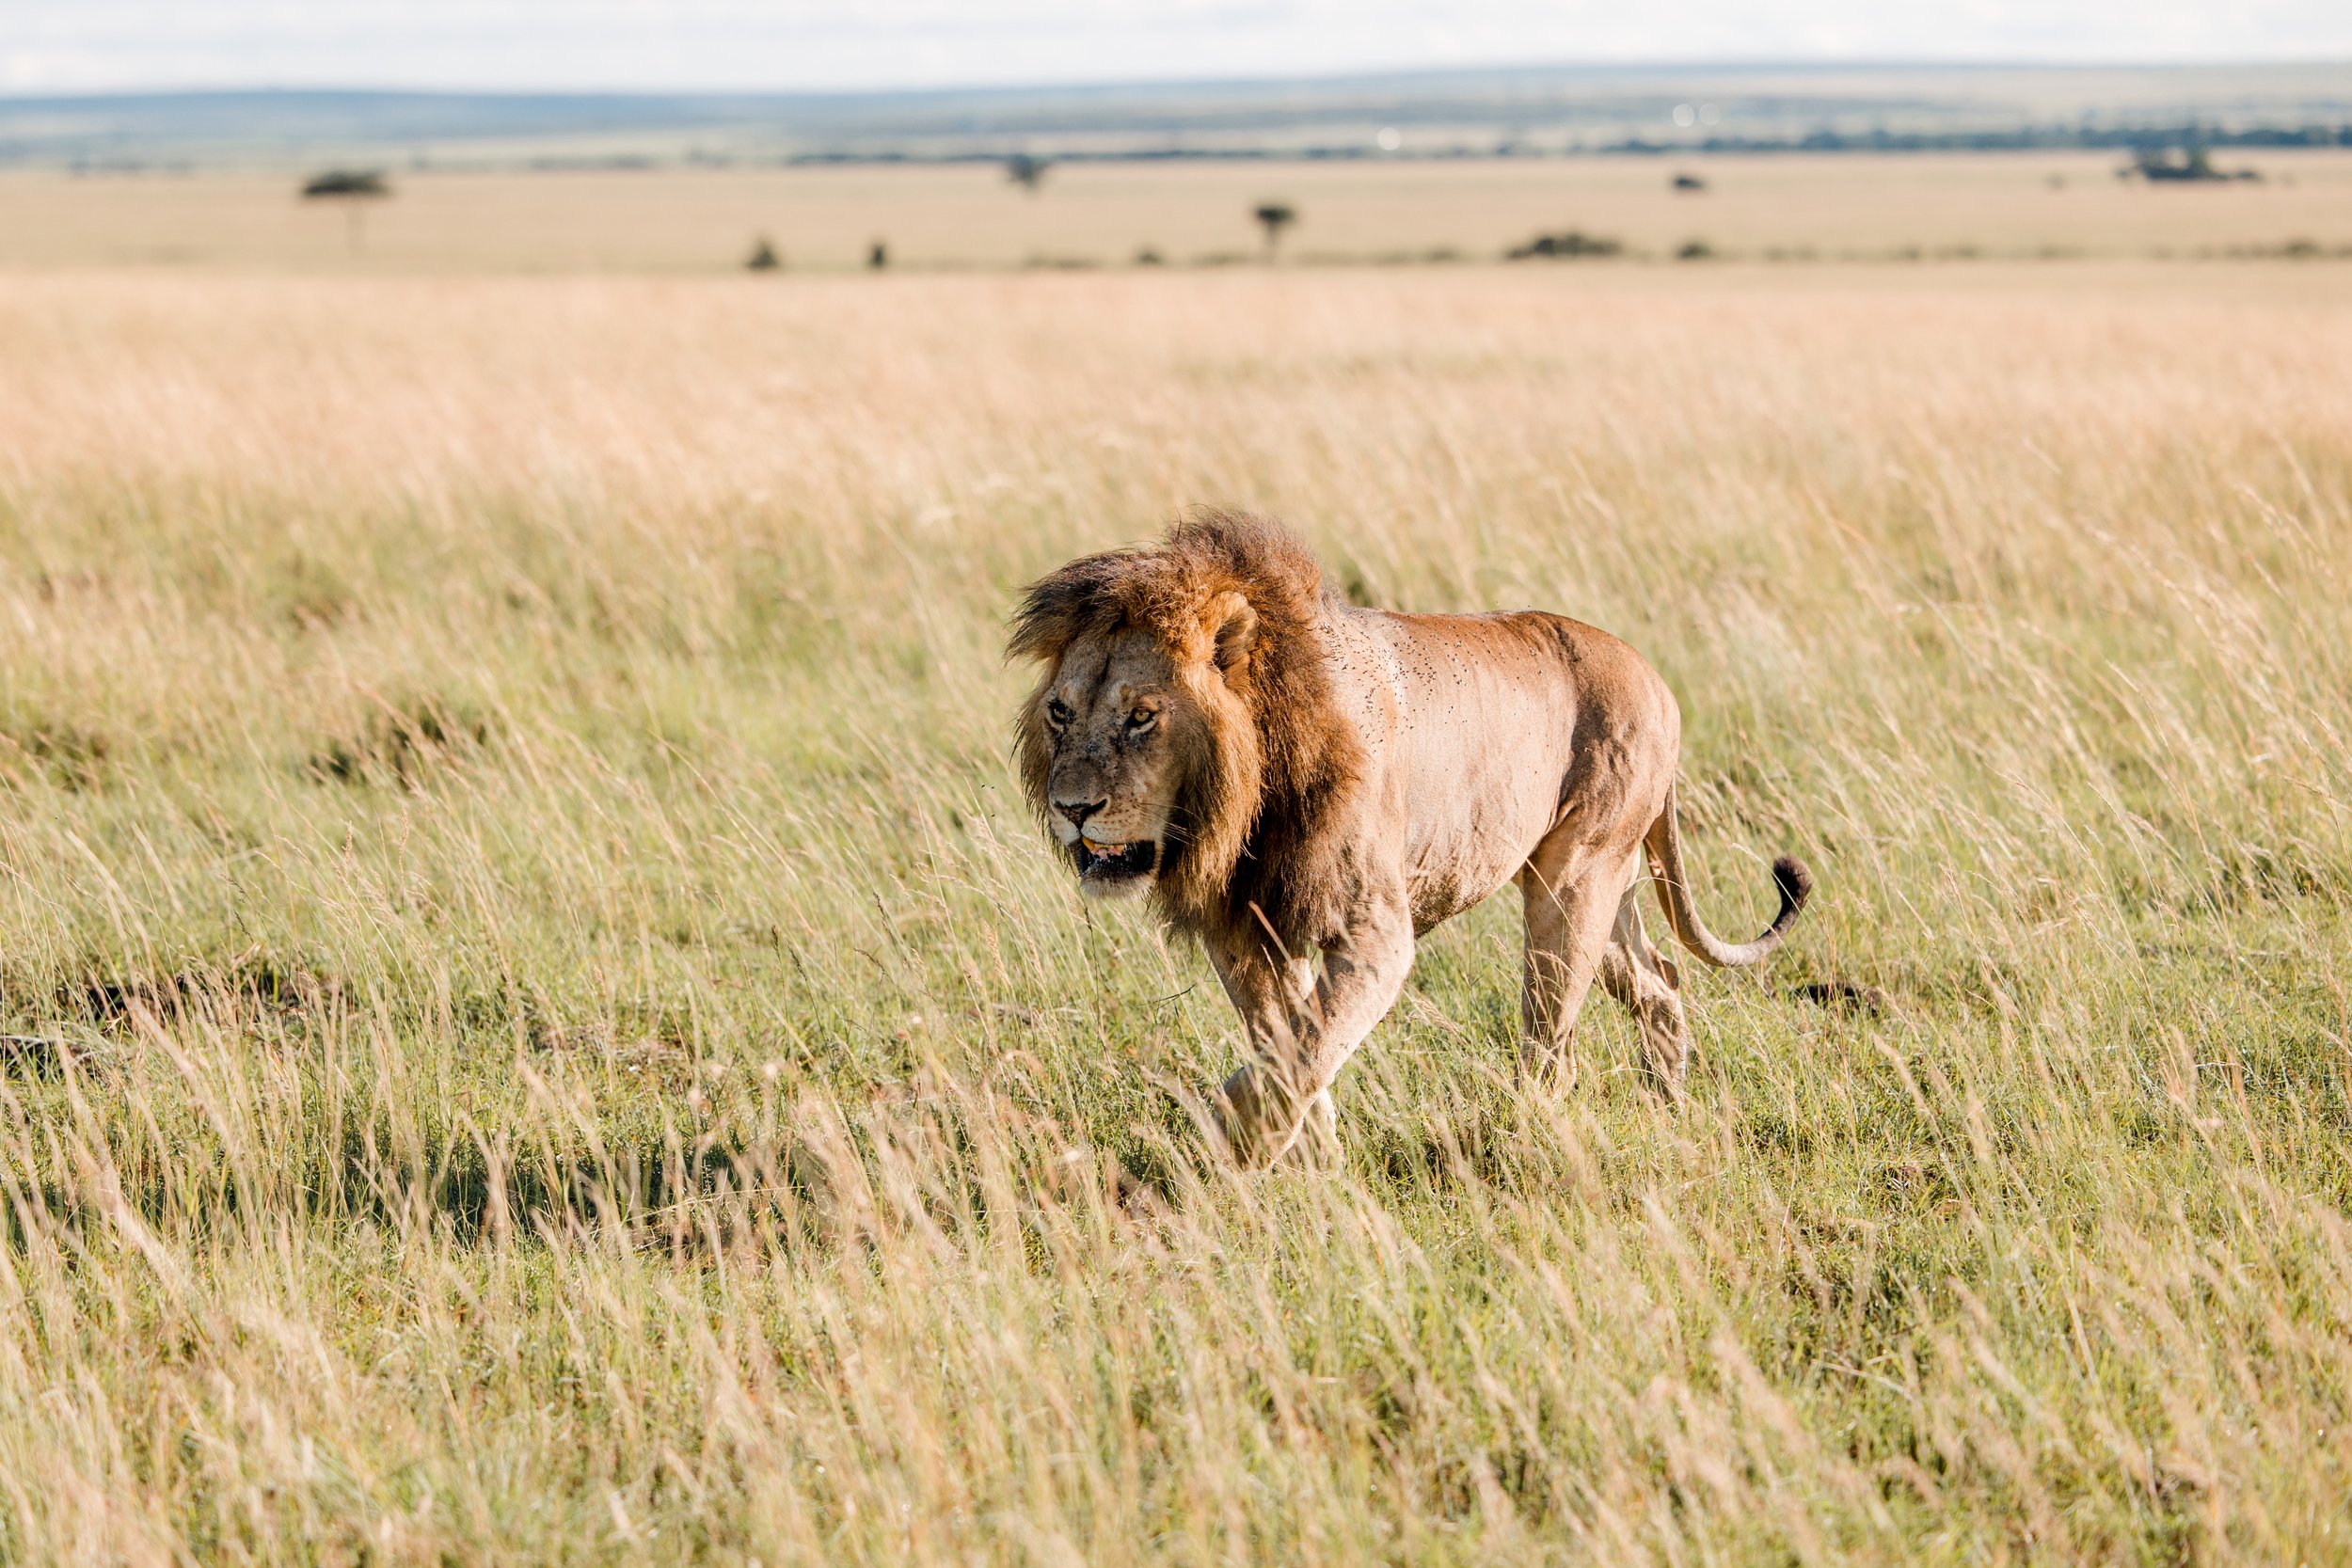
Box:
(1054, 798, 1106, 830)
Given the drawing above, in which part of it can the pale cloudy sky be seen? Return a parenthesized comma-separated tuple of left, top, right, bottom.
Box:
(4, 1, 2348, 95)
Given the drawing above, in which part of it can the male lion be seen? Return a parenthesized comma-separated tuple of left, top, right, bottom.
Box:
(1010, 513, 1810, 1166)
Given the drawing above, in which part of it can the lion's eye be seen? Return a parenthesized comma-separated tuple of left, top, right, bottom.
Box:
(1044, 698, 1073, 728)
(1127, 707, 1156, 732)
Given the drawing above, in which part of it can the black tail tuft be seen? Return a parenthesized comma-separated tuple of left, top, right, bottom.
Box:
(1771, 856, 1814, 929)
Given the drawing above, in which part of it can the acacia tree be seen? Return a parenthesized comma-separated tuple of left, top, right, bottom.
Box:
(1252, 201, 1296, 261)
(301, 169, 391, 257)
(1006, 153, 1050, 194)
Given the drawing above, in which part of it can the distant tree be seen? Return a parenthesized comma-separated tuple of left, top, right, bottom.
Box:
(1672, 171, 1708, 193)
(2126, 144, 2262, 183)
(1252, 202, 1296, 261)
(1133, 245, 1165, 266)
(302, 168, 389, 198)
(1504, 230, 1623, 261)
(868, 240, 889, 271)
(300, 168, 391, 256)
(1006, 153, 1051, 193)
(745, 236, 782, 272)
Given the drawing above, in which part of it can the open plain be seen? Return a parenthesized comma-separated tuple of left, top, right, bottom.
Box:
(5, 150, 2352, 271)
(1, 245, 2350, 1563)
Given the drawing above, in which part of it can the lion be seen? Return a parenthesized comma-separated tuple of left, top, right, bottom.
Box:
(1009, 512, 1811, 1166)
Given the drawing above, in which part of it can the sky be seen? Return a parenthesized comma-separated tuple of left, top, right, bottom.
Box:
(4, 1, 2350, 96)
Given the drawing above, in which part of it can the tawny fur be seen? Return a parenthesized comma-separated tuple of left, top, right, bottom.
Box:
(1010, 512, 1811, 1166)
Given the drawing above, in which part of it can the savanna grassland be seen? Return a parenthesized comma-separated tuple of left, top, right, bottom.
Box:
(1, 259, 2350, 1565)
(6, 149, 2352, 272)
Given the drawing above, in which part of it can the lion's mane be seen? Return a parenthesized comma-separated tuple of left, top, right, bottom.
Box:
(1009, 511, 1368, 949)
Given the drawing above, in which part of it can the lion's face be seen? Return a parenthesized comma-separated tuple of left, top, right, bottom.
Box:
(1031, 627, 1205, 900)
(1012, 535, 1268, 918)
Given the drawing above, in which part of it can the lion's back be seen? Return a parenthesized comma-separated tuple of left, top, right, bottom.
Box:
(1340, 604, 1675, 743)
(1327, 603, 1681, 926)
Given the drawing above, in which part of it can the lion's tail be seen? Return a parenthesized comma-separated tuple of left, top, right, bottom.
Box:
(1645, 784, 1812, 969)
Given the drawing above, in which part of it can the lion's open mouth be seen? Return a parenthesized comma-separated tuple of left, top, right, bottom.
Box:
(1073, 837, 1158, 882)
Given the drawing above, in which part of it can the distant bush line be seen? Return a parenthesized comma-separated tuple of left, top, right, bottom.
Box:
(47, 120, 2352, 180)
(767, 121, 2352, 168)
(1606, 122, 2352, 155)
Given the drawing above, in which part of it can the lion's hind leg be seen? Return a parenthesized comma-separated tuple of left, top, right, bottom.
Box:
(1517, 844, 1642, 1092)
(1598, 884, 1694, 1097)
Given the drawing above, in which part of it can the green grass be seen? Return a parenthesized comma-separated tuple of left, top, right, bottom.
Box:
(0, 264, 2348, 1563)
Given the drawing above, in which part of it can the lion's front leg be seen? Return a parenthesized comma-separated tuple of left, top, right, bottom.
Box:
(1204, 942, 1319, 1168)
(1206, 891, 1415, 1169)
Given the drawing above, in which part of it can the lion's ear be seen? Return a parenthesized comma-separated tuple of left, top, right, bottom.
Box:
(1207, 591, 1257, 673)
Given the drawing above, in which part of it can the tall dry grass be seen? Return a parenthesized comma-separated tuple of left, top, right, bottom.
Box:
(0, 263, 2348, 1563)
